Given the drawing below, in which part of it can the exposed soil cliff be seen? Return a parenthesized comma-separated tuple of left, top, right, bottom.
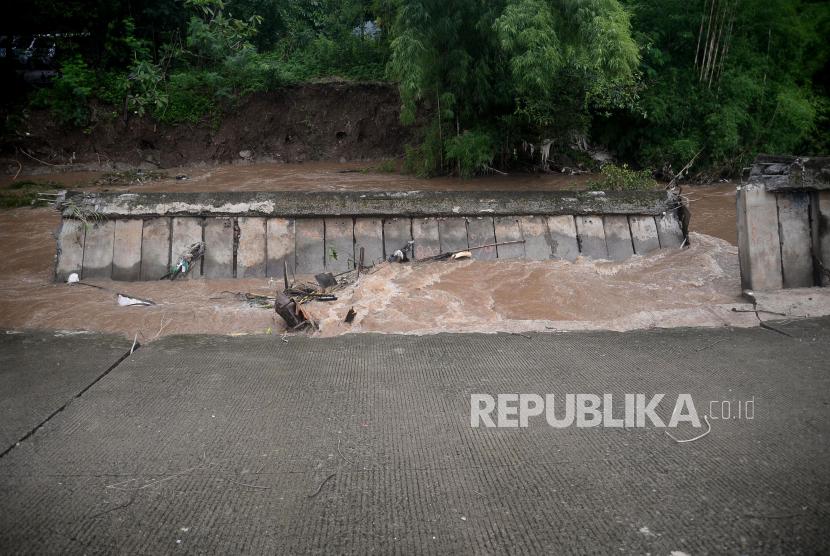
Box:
(2, 82, 413, 176)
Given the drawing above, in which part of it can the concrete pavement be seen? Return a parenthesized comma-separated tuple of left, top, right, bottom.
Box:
(1, 322, 829, 555)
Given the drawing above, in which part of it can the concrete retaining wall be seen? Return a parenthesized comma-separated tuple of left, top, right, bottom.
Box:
(737, 154, 830, 291)
(54, 190, 684, 282)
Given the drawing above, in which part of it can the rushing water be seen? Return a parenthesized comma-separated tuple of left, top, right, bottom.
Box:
(0, 163, 746, 340)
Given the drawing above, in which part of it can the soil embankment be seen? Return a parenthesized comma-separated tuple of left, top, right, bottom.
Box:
(2, 83, 411, 175)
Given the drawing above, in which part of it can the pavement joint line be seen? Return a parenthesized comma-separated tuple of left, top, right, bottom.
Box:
(0, 343, 140, 460)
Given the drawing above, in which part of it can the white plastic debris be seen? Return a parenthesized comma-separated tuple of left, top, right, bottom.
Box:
(452, 251, 472, 260)
(118, 295, 152, 307)
(67, 273, 79, 283)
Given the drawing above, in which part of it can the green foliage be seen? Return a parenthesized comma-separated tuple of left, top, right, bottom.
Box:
(586, 163, 658, 190)
(389, 0, 641, 175)
(0, 181, 60, 210)
(31, 56, 94, 126)
(592, 0, 830, 178)
(445, 130, 496, 178)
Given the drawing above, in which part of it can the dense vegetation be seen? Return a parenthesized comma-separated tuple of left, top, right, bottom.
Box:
(5, 0, 829, 180)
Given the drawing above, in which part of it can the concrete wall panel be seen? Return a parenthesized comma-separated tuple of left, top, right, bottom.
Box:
(777, 192, 813, 288)
(736, 186, 782, 291)
(656, 212, 685, 249)
(171, 217, 203, 279)
(466, 217, 496, 261)
(81, 220, 116, 280)
(112, 219, 143, 282)
(629, 216, 661, 255)
(413, 218, 440, 260)
(266, 218, 295, 278)
(603, 215, 635, 262)
(140, 218, 171, 281)
(546, 215, 579, 262)
(203, 217, 234, 279)
(439, 218, 468, 254)
(384, 218, 412, 260)
(324, 218, 354, 274)
(494, 217, 525, 259)
(519, 217, 552, 260)
(354, 218, 384, 267)
(576, 216, 608, 260)
(237, 217, 267, 278)
(55, 220, 86, 282)
(295, 219, 325, 275)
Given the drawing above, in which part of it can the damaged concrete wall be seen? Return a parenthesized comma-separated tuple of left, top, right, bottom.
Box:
(736, 154, 830, 291)
(54, 190, 685, 282)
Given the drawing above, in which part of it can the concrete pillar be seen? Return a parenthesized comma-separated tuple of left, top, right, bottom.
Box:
(736, 185, 782, 291)
(55, 220, 86, 282)
(466, 217, 496, 261)
(629, 216, 661, 255)
(494, 216, 525, 259)
(656, 211, 685, 249)
(519, 216, 552, 260)
(384, 218, 412, 259)
(171, 217, 203, 279)
(81, 220, 116, 280)
(266, 218, 295, 278)
(438, 217, 469, 254)
(295, 219, 325, 275)
(112, 220, 143, 282)
(237, 217, 267, 278)
(354, 218, 384, 267)
(603, 215, 635, 262)
(575, 216, 608, 260)
(546, 215, 579, 262)
(776, 192, 813, 288)
(324, 218, 354, 273)
(203, 217, 234, 279)
(140, 218, 171, 281)
(412, 218, 440, 260)
(813, 192, 830, 287)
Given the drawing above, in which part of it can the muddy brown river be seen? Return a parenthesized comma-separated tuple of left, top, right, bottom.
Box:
(0, 162, 748, 340)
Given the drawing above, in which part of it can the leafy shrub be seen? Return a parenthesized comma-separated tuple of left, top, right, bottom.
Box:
(587, 164, 658, 191)
(31, 56, 94, 126)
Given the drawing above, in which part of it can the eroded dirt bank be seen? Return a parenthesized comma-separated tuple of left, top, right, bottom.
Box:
(2, 83, 411, 175)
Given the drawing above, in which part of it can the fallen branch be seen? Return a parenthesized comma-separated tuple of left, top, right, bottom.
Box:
(665, 147, 704, 190)
(20, 149, 73, 168)
(666, 415, 711, 443)
(2, 159, 22, 180)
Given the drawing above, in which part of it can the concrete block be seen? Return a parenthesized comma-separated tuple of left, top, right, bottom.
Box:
(575, 216, 609, 260)
(603, 215, 635, 262)
(81, 220, 116, 280)
(546, 215, 579, 262)
(171, 217, 203, 279)
(494, 216, 525, 259)
(384, 218, 412, 259)
(812, 192, 830, 287)
(656, 211, 684, 249)
(736, 186, 782, 291)
(776, 192, 813, 288)
(324, 218, 354, 273)
(629, 216, 661, 255)
(295, 219, 325, 275)
(354, 218, 384, 267)
(203, 217, 234, 279)
(266, 218, 295, 278)
(140, 218, 171, 281)
(237, 217, 267, 278)
(519, 217, 552, 260)
(112, 220, 143, 282)
(55, 220, 86, 282)
(466, 217, 496, 261)
(412, 218, 440, 260)
(439, 218, 468, 254)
